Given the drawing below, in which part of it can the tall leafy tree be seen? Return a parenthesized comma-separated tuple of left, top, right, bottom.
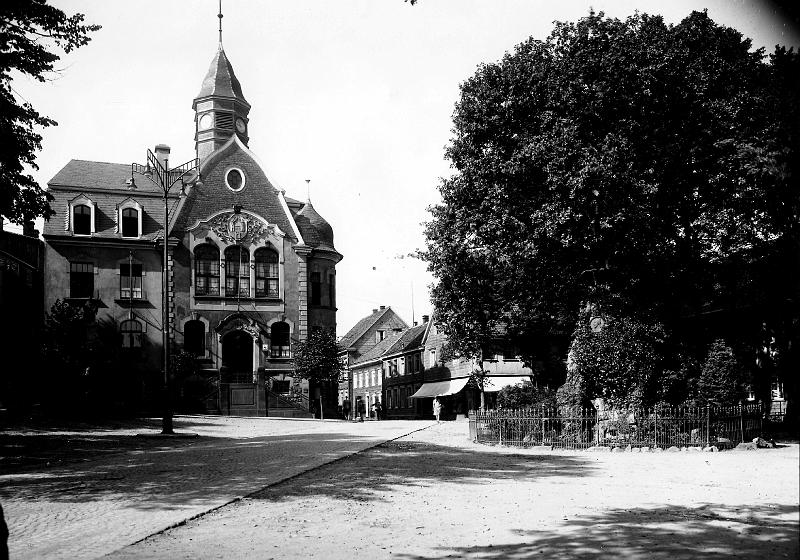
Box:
(0, 1, 100, 225)
(292, 329, 345, 384)
(423, 11, 799, 407)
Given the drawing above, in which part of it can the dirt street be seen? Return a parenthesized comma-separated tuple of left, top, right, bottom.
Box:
(0, 416, 432, 560)
(109, 420, 799, 560)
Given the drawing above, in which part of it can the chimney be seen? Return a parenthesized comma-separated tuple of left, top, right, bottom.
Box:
(154, 144, 171, 169)
(372, 309, 378, 314)
(422, 315, 429, 324)
(380, 305, 386, 310)
(23, 220, 39, 238)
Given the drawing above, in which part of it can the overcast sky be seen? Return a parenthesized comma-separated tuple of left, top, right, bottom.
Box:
(8, 0, 798, 335)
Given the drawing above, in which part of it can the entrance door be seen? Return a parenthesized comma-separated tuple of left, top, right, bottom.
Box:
(222, 330, 254, 376)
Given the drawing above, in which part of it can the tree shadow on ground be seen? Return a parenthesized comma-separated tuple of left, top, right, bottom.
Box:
(393, 502, 799, 560)
(0, 431, 385, 509)
(0, 418, 166, 471)
(250, 439, 593, 504)
(0, 425, 592, 512)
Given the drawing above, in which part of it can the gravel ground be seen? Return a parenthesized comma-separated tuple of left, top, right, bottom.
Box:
(0, 415, 433, 560)
(108, 420, 799, 560)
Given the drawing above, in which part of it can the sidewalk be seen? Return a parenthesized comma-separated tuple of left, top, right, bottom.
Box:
(0, 415, 434, 560)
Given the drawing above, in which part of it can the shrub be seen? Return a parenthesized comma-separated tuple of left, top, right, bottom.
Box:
(697, 339, 745, 405)
(497, 383, 556, 409)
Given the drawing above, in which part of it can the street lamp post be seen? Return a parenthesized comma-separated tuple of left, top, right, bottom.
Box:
(131, 149, 201, 434)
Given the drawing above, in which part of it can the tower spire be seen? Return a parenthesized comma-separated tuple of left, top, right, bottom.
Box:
(305, 179, 311, 203)
(218, 0, 223, 44)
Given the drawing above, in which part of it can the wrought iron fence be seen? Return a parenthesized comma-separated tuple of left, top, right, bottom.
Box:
(469, 404, 764, 449)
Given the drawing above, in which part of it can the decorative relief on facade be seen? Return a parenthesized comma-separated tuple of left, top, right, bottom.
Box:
(196, 212, 275, 245)
(218, 314, 264, 340)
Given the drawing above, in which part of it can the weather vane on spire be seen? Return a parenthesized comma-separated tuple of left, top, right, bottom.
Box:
(218, 0, 223, 44)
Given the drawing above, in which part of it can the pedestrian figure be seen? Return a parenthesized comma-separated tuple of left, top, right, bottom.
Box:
(343, 398, 351, 421)
(433, 396, 442, 423)
(374, 400, 382, 420)
(356, 397, 365, 422)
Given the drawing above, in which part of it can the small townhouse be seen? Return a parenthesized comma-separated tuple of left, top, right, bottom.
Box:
(337, 306, 408, 414)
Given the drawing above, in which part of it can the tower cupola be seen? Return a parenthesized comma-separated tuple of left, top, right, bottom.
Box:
(193, 8, 251, 161)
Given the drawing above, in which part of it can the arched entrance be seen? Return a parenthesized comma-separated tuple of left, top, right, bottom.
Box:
(222, 329, 254, 375)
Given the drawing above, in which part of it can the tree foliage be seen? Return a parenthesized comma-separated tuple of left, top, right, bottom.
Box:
(292, 329, 345, 384)
(696, 339, 745, 405)
(41, 298, 101, 376)
(497, 382, 555, 409)
(423, 10, 799, 402)
(0, 1, 100, 224)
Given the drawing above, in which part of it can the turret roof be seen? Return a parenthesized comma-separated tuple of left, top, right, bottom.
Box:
(195, 45, 249, 105)
(295, 201, 335, 250)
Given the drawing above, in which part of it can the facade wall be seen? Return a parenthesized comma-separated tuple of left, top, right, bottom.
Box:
(43, 241, 164, 376)
(382, 349, 425, 419)
(351, 361, 382, 419)
(349, 309, 406, 360)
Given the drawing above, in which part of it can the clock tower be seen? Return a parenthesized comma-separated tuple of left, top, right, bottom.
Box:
(193, 43, 251, 161)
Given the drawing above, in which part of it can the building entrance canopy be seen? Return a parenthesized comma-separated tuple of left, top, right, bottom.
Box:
(410, 378, 470, 399)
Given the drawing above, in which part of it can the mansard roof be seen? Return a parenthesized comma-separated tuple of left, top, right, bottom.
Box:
(49, 160, 155, 193)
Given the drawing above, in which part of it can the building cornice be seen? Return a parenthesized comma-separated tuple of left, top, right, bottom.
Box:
(47, 184, 177, 199)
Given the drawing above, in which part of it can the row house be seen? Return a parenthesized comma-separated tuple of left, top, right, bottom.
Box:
(337, 306, 407, 410)
(349, 331, 402, 418)
(341, 311, 535, 420)
(381, 321, 428, 419)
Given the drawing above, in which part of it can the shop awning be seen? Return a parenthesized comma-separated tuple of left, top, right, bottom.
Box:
(481, 375, 531, 392)
(410, 378, 470, 399)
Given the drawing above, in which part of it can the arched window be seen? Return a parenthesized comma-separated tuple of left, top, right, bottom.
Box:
(225, 246, 250, 297)
(254, 247, 279, 298)
(194, 245, 220, 296)
(121, 319, 143, 348)
(270, 322, 290, 358)
(184, 319, 205, 356)
(73, 205, 91, 235)
(121, 208, 139, 238)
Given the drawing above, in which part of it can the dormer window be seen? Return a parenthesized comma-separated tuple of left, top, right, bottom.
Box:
(68, 195, 96, 235)
(73, 205, 91, 235)
(121, 209, 138, 237)
(117, 199, 143, 238)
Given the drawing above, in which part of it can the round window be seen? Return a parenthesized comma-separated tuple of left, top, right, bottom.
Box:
(225, 168, 245, 192)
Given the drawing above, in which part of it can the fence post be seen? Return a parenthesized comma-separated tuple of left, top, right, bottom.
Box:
(654, 407, 658, 449)
(541, 406, 545, 444)
(705, 406, 710, 448)
(739, 403, 745, 443)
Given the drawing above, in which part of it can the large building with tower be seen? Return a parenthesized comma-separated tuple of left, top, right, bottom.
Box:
(42, 34, 341, 416)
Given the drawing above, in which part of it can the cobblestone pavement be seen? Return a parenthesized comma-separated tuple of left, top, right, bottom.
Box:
(0, 415, 433, 560)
